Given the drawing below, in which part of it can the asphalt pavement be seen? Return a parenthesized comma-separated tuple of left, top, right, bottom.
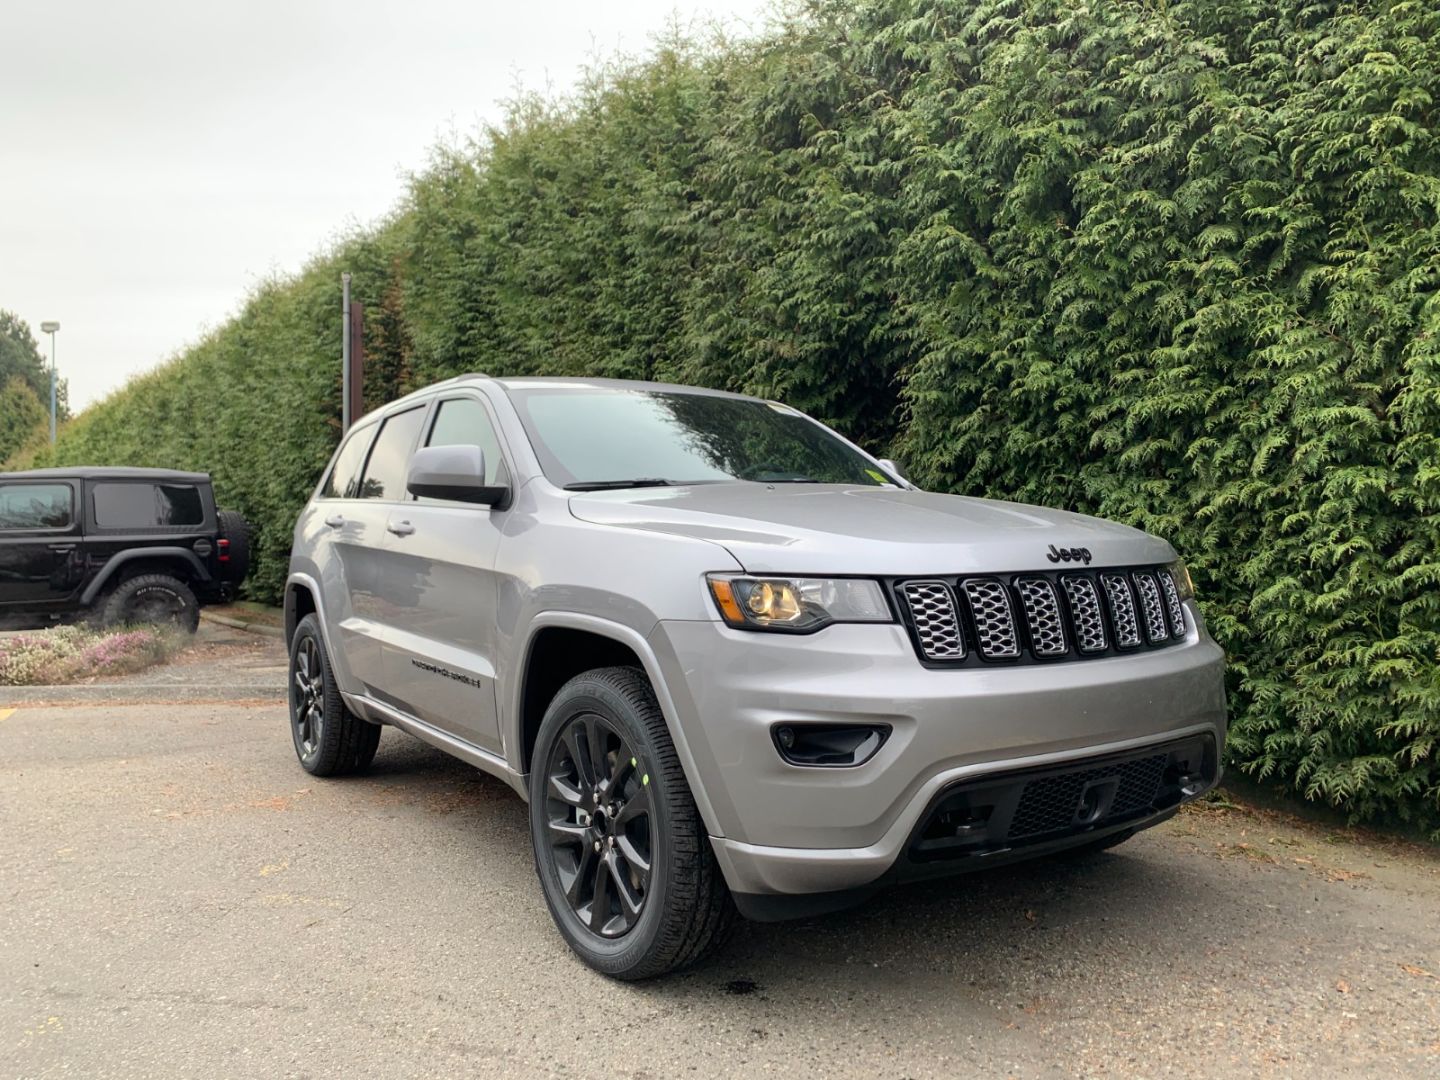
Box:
(3, 699, 1438, 1079)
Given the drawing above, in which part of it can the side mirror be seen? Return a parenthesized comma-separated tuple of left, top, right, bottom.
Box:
(877, 458, 907, 483)
(406, 444, 507, 506)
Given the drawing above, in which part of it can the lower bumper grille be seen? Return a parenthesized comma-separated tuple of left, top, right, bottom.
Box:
(1009, 754, 1167, 840)
(908, 735, 1216, 863)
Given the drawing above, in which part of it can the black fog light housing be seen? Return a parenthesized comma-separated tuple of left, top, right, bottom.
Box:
(771, 723, 890, 768)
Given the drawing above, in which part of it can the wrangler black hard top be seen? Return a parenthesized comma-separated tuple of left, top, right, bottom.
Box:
(2, 466, 212, 483)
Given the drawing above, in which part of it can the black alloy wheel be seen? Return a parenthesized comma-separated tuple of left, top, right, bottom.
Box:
(286, 614, 380, 777)
(528, 666, 735, 979)
(544, 712, 654, 937)
(292, 633, 326, 763)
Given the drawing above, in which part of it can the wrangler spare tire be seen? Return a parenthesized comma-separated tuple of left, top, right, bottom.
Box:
(216, 509, 252, 584)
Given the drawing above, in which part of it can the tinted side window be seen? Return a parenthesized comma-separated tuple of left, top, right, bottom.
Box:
(92, 483, 205, 528)
(320, 425, 376, 499)
(0, 483, 72, 530)
(357, 407, 427, 500)
(426, 398, 504, 486)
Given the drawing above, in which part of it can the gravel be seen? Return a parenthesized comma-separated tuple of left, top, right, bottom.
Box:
(2, 701, 1437, 1078)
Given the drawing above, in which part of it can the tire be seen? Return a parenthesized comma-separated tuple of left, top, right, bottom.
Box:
(528, 666, 735, 980)
(100, 573, 201, 633)
(216, 509, 252, 585)
(288, 614, 380, 776)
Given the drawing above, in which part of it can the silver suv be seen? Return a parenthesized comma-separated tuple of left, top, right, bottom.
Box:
(285, 376, 1226, 978)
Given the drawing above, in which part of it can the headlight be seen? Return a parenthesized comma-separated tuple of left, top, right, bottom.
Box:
(1167, 559, 1195, 600)
(707, 575, 893, 632)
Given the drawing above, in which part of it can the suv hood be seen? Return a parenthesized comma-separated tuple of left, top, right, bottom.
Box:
(567, 483, 1174, 575)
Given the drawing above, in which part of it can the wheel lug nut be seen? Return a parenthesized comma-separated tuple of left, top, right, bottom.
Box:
(593, 840, 601, 852)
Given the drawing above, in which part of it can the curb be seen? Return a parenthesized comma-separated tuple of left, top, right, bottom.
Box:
(201, 611, 285, 639)
(0, 683, 286, 706)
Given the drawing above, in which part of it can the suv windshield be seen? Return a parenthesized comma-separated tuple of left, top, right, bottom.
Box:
(507, 387, 895, 489)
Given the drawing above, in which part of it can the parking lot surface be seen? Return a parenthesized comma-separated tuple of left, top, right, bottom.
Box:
(4, 700, 1438, 1078)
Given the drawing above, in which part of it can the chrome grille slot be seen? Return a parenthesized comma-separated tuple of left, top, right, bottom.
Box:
(961, 579, 1020, 659)
(1015, 577, 1067, 657)
(1060, 575, 1108, 653)
(900, 581, 965, 660)
(1158, 570, 1186, 637)
(1133, 571, 1168, 643)
(1100, 573, 1142, 648)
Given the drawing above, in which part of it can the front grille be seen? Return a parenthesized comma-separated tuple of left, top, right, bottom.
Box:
(902, 581, 965, 660)
(961, 579, 1021, 659)
(1100, 573, 1142, 648)
(1158, 570, 1186, 637)
(1015, 577, 1067, 657)
(1008, 754, 1168, 840)
(895, 563, 1187, 666)
(1060, 574, 1108, 653)
(1133, 571, 1169, 643)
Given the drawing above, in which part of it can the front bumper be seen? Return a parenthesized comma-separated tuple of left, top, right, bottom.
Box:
(647, 603, 1226, 899)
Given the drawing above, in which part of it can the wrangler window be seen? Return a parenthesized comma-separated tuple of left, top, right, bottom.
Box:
(0, 483, 72, 530)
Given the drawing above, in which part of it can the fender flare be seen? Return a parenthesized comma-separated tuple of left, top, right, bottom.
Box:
(510, 611, 724, 839)
(283, 572, 342, 667)
(80, 547, 211, 606)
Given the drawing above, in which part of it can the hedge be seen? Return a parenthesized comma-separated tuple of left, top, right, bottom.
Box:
(17, 0, 1439, 832)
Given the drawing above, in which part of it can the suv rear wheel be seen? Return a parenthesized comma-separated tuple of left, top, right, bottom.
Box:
(528, 666, 735, 980)
(101, 573, 201, 632)
(289, 614, 381, 776)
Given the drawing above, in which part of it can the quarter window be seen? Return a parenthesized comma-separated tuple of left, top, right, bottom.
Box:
(92, 483, 205, 528)
(0, 483, 72, 530)
(320, 425, 376, 499)
(356, 407, 428, 500)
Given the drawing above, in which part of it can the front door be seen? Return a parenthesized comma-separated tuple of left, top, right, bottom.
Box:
(377, 394, 508, 755)
(0, 480, 82, 609)
(323, 404, 431, 695)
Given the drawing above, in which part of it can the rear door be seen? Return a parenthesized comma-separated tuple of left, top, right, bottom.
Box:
(377, 393, 509, 754)
(0, 480, 82, 609)
(302, 418, 386, 695)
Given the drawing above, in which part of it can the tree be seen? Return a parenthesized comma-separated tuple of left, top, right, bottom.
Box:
(0, 376, 46, 463)
(0, 310, 70, 421)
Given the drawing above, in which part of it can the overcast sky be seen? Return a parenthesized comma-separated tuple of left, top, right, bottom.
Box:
(1, 0, 772, 411)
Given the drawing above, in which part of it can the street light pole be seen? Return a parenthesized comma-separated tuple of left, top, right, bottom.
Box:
(341, 274, 352, 433)
(40, 321, 60, 445)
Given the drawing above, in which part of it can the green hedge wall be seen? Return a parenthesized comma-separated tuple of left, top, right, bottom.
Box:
(22, 0, 1440, 832)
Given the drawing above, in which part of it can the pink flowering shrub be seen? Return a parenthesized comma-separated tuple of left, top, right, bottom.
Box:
(0, 625, 180, 686)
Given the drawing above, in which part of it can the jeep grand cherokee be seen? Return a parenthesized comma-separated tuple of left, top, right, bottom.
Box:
(283, 377, 1226, 979)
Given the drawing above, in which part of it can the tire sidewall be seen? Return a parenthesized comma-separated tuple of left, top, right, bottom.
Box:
(528, 675, 677, 974)
(288, 615, 331, 771)
(104, 574, 199, 632)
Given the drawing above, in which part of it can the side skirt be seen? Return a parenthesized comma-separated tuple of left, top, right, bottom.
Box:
(343, 692, 528, 799)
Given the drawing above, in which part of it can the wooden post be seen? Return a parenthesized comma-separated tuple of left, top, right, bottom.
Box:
(348, 301, 365, 425)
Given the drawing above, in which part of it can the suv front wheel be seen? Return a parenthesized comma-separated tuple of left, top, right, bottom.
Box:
(528, 666, 734, 980)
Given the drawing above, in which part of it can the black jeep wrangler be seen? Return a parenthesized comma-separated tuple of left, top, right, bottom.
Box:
(0, 467, 250, 631)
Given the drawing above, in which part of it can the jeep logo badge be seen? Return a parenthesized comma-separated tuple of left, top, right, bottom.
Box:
(1047, 544, 1093, 565)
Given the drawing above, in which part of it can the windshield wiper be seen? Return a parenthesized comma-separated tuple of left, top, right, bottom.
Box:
(564, 478, 676, 491)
